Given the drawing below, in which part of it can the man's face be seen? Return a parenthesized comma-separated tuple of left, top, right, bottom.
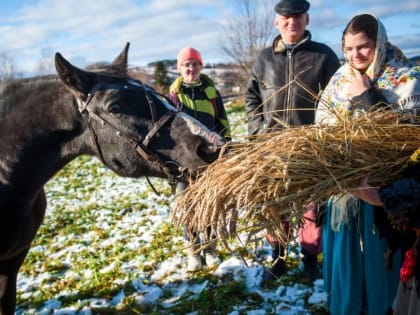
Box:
(274, 13, 309, 45)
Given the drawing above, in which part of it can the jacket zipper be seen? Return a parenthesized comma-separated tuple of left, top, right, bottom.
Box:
(191, 87, 198, 118)
(286, 49, 293, 125)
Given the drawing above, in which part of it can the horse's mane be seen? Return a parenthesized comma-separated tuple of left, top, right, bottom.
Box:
(1, 75, 58, 89)
(0, 75, 58, 91)
(0, 75, 61, 114)
(1, 61, 128, 93)
(0, 63, 130, 115)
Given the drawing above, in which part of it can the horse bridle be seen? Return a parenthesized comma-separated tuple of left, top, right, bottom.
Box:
(79, 79, 186, 193)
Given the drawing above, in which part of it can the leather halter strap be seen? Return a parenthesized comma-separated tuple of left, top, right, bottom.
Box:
(79, 80, 186, 185)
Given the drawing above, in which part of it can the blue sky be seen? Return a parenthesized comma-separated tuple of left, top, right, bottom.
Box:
(1, 0, 420, 76)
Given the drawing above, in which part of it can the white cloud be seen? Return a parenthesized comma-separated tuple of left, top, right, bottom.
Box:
(0, 0, 419, 76)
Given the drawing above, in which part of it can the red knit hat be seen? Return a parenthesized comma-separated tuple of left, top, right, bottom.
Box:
(177, 47, 203, 70)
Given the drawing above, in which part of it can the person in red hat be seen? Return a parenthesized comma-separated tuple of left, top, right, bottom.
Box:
(169, 47, 231, 272)
(245, 0, 340, 282)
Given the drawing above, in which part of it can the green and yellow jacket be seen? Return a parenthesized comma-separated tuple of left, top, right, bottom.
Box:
(169, 74, 231, 139)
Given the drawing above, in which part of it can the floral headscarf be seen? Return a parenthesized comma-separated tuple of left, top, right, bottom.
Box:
(316, 13, 420, 125)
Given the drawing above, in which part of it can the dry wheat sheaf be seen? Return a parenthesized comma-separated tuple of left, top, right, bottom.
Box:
(172, 110, 420, 249)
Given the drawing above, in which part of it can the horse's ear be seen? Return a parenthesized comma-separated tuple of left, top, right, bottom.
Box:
(112, 42, 130, 70)
(55, 52, 92, 100)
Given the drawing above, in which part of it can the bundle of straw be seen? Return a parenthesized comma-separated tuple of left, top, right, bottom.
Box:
(172, 110, 420, 248)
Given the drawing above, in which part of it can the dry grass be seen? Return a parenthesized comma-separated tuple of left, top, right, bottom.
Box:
(172, 110, 420, 248)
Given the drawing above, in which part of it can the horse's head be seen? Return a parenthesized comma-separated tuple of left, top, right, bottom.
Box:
(54, 43, 224, 179)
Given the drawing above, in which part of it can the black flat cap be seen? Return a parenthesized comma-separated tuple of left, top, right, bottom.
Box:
(274, 0, 310, 15)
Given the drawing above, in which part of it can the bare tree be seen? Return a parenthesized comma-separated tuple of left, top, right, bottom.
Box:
(36, 47, 55, 75)
(0, 52, 16, 82)
(221, 0, 276, 89)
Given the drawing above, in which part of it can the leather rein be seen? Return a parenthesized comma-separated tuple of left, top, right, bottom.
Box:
(78, 79, 186, 194)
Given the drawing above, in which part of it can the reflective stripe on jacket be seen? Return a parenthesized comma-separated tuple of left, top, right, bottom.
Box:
(169, 74, 231, 138)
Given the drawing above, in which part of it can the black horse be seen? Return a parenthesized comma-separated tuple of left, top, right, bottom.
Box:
(0, 43, 223, 314)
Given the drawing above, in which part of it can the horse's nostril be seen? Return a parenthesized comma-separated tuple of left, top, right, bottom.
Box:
(196, 143, 221, 163)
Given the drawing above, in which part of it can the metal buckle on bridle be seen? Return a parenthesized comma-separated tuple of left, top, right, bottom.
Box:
(164, 161, 187, 194)
(144, 161, 186, 196)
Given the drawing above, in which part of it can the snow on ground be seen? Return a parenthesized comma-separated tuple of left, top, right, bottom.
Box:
(15, 170, 328, 314)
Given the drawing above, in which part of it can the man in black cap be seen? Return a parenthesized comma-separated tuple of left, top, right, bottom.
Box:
(245, 0, 340, 282)
(274, 0, 310, 16)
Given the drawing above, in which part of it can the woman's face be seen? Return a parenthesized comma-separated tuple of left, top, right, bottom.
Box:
(343, 31, 376, 73)
(179, 59, 202, 83)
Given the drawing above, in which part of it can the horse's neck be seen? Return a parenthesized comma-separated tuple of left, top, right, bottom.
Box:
(0, 80, 86, 195)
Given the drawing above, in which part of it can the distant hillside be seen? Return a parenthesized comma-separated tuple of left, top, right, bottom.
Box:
(410, 55, 420, 65)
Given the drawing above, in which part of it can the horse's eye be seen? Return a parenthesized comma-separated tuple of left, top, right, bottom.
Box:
(108, 103, 121, 113)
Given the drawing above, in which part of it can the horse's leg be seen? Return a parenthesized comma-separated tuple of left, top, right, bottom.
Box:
(0, 248, 30, 315)
(0, 275, 6, 314)
(0, 191, 46, 315)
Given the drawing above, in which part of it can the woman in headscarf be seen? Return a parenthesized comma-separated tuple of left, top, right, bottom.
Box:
(315, 13, 420, 315)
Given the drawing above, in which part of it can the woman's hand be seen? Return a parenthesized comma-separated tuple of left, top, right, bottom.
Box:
(348, 175, 383, 206)
(348, 67, 370, 98)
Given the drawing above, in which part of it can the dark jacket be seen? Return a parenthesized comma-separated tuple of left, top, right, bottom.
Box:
(379, 148, 420, 230)
(245, 31, 340, 135)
